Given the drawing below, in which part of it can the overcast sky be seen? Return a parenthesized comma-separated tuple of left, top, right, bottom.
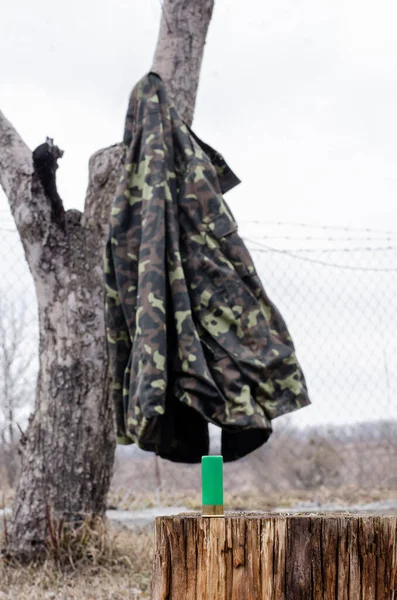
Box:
(1, 0, 397, 229)
(1, 0, 397, 429)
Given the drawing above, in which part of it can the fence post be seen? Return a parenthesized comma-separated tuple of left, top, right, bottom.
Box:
(151, 513, 397, 599)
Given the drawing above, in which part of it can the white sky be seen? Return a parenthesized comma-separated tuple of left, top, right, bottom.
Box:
(1, 0, 397, 229)
(1, 0, 397, 429)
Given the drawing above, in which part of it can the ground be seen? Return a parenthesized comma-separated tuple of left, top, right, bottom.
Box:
(0, 529, 153, 600)
(1, 487, 396, 599)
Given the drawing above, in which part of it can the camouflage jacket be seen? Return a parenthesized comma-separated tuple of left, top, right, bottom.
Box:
(104, 73, 310, 463)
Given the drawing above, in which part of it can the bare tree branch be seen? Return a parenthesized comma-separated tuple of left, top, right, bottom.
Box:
(0, 111, 65, 263)
(82, 144, 124, 234)
(152, 0, 215, 125)
(0, 111, 31, 200)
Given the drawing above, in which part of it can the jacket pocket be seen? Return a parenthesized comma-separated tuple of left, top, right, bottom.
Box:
(205, 212, 257, 281)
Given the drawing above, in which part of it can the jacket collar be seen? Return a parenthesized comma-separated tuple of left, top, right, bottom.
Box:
(123, 72, 241, 196)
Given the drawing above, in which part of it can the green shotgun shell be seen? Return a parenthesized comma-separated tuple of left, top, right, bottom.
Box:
(201, 455, 224, 517)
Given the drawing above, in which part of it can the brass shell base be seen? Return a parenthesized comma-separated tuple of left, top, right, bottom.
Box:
(202, 504, 224, 517)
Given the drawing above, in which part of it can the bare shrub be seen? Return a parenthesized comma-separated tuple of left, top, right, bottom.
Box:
(0, 297, 36, 487)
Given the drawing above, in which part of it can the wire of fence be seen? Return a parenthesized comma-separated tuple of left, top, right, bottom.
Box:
(0, 222, 396, 508)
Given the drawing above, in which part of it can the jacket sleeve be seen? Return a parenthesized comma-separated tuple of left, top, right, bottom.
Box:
(104, 233, 132, 444)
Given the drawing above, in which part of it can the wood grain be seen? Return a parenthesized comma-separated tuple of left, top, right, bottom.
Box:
(151, 513, 397, 600)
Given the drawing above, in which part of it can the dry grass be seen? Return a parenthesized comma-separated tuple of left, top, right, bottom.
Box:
(107, 485, 397, 513)
(0, 522, 154, 600)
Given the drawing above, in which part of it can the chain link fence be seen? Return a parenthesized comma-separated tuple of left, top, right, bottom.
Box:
(1, 217, 396, 511)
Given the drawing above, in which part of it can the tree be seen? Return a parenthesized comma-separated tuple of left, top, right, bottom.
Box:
(0, 297, 36, 487)
(0, 0, 214, 556)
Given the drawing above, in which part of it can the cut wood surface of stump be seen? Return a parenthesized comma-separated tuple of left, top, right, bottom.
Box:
(151, 512, 397, 600)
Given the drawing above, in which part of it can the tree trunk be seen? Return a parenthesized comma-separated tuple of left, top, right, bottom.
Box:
(8, 213, 120, 552)
(0, 0, 214, 557)
(152, 513, 397, 600)
(0, 139, 125, 555)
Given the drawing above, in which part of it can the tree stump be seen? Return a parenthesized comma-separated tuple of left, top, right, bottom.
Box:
(151, 512, 397, 600)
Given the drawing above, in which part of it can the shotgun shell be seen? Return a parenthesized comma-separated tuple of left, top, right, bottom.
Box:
(201, 455, 224, 517)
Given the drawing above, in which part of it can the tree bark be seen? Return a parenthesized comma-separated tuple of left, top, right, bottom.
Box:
(0, 120, 124, 554)
(152, 513, 397, 600)
(152, 0, 214, 126)
(0, 0, 214, 557)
